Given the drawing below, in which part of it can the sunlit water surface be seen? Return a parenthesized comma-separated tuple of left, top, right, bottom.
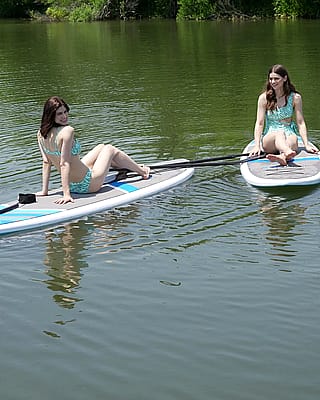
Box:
(0, 19, 320, 400)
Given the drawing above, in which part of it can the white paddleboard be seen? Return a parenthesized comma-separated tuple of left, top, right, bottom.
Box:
(240, 138, 320, 187)
(0, 160, 194, 235)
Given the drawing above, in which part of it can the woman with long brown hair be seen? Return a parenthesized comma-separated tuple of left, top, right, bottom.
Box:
(37, 96, 150, 204)
(250, 64, 318, 165)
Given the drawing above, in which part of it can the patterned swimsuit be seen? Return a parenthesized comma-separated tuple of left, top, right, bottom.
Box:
(39, 127, 92, 194)
(263, 92, 298, 137)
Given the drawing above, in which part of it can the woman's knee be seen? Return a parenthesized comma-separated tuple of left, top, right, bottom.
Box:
(288, 135, 298, 150)
(92, 144, 105, 153)
(263, 135, 276, 152)
(101, 144, 118, 156)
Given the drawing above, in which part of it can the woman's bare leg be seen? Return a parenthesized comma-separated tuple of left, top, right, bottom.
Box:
(286, 135, 298, 152)
(86, 145, 149, 191)
(111, 147, 150, 178)
(81, 144, 105, 169)
(263, 131, 296, 165)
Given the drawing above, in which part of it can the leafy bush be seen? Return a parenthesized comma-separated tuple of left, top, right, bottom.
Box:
(177, 0, 215, 20)
(46, 6, 69, 20)
(69, 4, 95, 21)
(273, 0, 302, 17)
(2, 0, 320, 20)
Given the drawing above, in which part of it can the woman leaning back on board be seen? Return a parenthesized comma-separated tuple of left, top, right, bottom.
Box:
(36, 96, 150, 205)
(250, 64, 319, 165)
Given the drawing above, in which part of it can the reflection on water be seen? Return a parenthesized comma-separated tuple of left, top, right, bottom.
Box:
(43, 222, 90, 309)
(260, 197, 306, 243)
(256, 186, 316, 263)
(42, 205, 142, 309)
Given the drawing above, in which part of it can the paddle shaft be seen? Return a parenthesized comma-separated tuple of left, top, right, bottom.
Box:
(141, 154, 265, 170)
(0, 201, 19, 215)
(180, 152, 252, 164)
(148, 159, 260, 169)
(110, 153, 265, 173)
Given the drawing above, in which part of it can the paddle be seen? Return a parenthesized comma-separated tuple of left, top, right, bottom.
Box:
(0, 201, 19, 215)
(111, 153, 266, 173)
(171, 151, 254, 164)
(148, 154, 265, 169)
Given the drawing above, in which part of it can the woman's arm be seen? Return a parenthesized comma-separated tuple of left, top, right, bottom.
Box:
(250, 93, 267, 155)
(56, 126, 75, 204)
(37, 133, 52, 196)
(294, 93, 318, 153)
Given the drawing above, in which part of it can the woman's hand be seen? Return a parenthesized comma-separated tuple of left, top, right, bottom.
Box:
(249, 144, 263, 157)
(54, 195, 74, 205)
(305, 144, 320, 154)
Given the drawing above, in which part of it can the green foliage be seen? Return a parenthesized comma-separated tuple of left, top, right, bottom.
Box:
(1, 0, 320, 20)
(177, 0, 215, 20)
(46, 6, 69, 20)
(273, 0, 301, 17)
(69, 3, 95, 21)
(45, 0, 101, 21)
(273, 0, 320, 18)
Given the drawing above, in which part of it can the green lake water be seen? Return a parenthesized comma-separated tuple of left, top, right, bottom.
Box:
(0, 19, 320, 400)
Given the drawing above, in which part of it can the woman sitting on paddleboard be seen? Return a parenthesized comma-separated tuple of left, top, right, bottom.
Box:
(37, 96, 150, 204)
(250, 64, 319, 165)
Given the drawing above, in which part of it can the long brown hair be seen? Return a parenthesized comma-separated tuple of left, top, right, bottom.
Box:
(265, 64, 297, 111)
(39, 96, 70, 138)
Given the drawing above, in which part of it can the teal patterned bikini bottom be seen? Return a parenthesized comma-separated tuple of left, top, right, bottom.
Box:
(69, 169, 92, 194)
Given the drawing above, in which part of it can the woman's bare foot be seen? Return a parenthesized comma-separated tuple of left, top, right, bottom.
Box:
(140, 165, 150, 179)
(284, 150, 296, 161)
(266, 150, 296, 166)
(266, 153, 287, 166)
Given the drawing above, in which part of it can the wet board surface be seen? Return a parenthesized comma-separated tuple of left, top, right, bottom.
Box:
(0, 160, 194, 235)
(240, 139, 320, 187)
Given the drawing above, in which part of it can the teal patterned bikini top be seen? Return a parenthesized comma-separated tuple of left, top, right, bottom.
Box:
(40, 126, 81, 156)
(264, 92, 298, 135)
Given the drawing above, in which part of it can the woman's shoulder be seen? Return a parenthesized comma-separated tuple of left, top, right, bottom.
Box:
(292, 91, 301, 100)
(292, 92, 302, 106)
(258, 92, 267, 104)
(58, 124, 74, 132)
(58, 125, 75, 138)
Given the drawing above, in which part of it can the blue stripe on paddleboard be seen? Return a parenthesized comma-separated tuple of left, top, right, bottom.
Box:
(250, 156, 320, 163)
(0, 209, 61, 225)
(0, 209, 61, 216)
(109, 181, 138, 192)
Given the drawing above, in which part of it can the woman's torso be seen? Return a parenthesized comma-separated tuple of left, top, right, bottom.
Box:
(39, 126, 88, 181)
(264, 92, 298, 135)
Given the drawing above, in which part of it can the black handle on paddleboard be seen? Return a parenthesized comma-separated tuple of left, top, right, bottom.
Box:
(0, 193, 37, 215)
